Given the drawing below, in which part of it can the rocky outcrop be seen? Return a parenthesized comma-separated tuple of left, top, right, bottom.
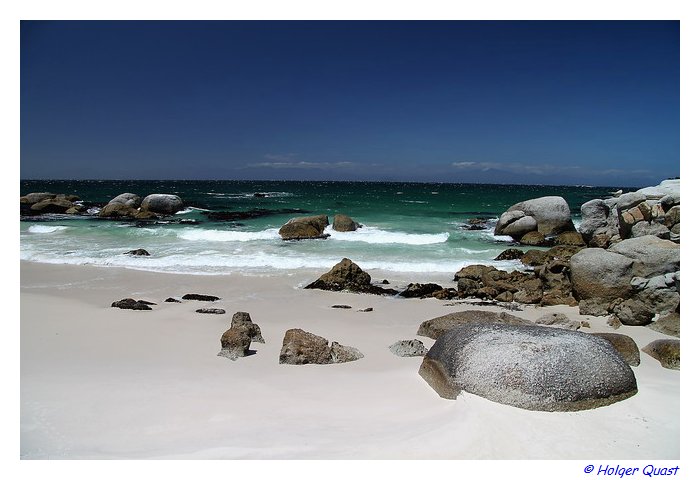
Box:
(494, 248, 524, 261)
(418, 322, 637, 410)
(554, 231, 586, 246)
(495, 196, 575, 240)
(416, 309, 531, 340)
(642, 339, 680, 370)
(332, 214, 361, 232)
(279, 214, 330, 240)
(519, 231, 548, 246)
(140, 194, 184, 215)
(591, 333, 641, 367)
(305, 258, 398, 295)
(389, 339, 428, 357)
(125, 249, 150, 256)
(111, 298, 156, 310)
(278, 329, 363, 365)
(579, 180, 680, 246)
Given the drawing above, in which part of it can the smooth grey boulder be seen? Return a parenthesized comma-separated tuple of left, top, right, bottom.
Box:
(501, 215, 538, 238)
(570, 248, 636, 302)
(636, 179, 680, 200)
(609, 236, 680, 277)
(419, 323, 637, 410)
(616, 192, 647, 212)
(141, 194, 184, 215)
(108, 193, 142, 208)
(417, 309, 531, 340)
(630, 222, 670, 240)
(496, 196, 575, 237)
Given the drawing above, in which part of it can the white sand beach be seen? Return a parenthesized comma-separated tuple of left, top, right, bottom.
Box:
(20, 260, 680, 461)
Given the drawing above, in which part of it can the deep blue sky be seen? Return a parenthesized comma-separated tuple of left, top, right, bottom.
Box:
(20, 21, 679, 186)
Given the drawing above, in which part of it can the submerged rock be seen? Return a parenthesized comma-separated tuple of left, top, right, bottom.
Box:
(419, 322, 638, 411)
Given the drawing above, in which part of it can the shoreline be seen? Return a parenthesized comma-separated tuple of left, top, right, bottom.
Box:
(20, 260, 680, 459)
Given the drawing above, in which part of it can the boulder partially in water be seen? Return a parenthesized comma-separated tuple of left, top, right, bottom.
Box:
(279, 214, 330, 240)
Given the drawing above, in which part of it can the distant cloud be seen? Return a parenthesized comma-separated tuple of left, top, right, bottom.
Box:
(263, 153, 299, 161)
(247, 160, 356, 170)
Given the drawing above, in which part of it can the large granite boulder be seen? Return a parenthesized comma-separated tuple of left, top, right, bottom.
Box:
(416, 309, 531, 340)
(99, 202, 139, 218)
(278, 329, 363, 365)
(20, 192, 57, 205)
(332, 214, 361, 232)
(140, 194, 184, 215)
(305, 258, 397, 295)
(569, 248, 635, 302)
(29, 196, 76, 214)
(608, 236, 680, 277)
(418, 322, 638, 410)
(231, 311, 265, 344)
(648, 312, 680, 337)
(495, 196, 575, 238)
(218, 325, 253, 361)
(279, 214, 330, 240)
(108, 193, 142, 208)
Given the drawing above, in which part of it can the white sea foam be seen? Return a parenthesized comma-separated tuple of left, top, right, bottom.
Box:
(326, 226, 449, 245)
(177, 228, 280, 242)
(27, 225, 68, 234)
(175, 207, 210, 214)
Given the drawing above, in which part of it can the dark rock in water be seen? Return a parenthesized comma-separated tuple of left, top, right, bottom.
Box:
(332, 304, 352, 309)
(164, 297, 181, 303)
(278, 328, 363, 365)
(380, 279, 390, 285)
(279, 214, 330, 240)
(389, 339, 428, 357)
(125, 249, 150, 256)
(196, 308, 226, 314)
(399, 283, 443, 298)
(462, 224, 487, 231)
(591, 332, 641, 366)
(648, 312, 679, 337)
(206, 208, 311, 221)
(461, 218, 488, 230)
(419, 322, 638, 410)
(178, 218, 200, 225)
(30, 197, 76, 214)
(230, 311, 265, 344)
(305, 258, 398, 295)
(253, 192, 267, 197)
(417, 309, 531, 340)
(642, 339, 680, 370)
(333, 213, 361, 232)
(182, 293, 220, 301)
(494, 248, 524, 261)
(111, 298, 154, 310)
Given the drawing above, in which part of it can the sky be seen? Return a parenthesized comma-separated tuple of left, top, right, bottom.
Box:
(20, 20, 679, 186)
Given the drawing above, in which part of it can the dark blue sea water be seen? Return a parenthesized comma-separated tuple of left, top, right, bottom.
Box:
(20, 180, 625, 280)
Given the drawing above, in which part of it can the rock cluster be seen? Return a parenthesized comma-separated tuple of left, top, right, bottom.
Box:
(494, 196, 575, 240)
(278, 329, 363, 365)
(98, 193, 184, 219)
(218, 312, 265, 361)
(111, 298, 156, 310)
(20, 192, 85, 215)
(579, 179, 679, 247)
(418, 322, 638, 411)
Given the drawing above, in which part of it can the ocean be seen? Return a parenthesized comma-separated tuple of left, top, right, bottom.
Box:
(20, 180, 625, 282)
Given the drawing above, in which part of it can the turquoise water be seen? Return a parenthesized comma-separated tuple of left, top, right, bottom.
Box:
(20, 180, 624, 279)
